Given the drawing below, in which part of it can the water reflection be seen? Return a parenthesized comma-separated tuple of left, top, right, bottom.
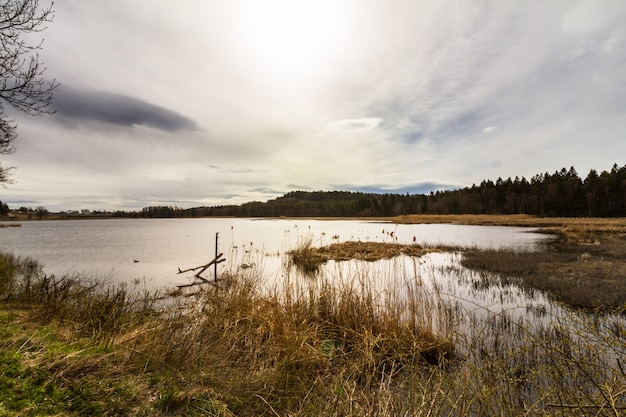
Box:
(278, 250, 625, 378)
(0, 216, 573, 327)
(276, 251, 563, 331)
(3, 218, 624, 379)
(0, 218, 552, 289)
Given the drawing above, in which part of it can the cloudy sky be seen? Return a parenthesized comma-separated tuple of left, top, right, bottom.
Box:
(2, 0, 626, 211)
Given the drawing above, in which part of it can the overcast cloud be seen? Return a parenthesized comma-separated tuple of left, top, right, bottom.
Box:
(2, 0, 626, 211)
(53, 87, 198, 132)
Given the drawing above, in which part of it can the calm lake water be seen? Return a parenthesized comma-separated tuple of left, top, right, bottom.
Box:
(3, 217, 624, 362)
(0, 218, 550, 291)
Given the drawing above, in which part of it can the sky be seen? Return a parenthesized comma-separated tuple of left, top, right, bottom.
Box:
(2, 0, 626, 212)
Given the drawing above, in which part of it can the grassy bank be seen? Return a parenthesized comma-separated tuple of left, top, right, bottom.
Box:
(392, 214, 626, 311)
(461, 240, 626, 311)
(394, 213, 626, 232)
(2, 233, 626, 415)
(1, 251, 454, 416)
(289, 239, 439, 273)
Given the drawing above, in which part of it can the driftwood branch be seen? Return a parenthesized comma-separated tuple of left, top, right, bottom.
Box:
(176, 253, 226, 288)
(177, 253, 225, 276)
(176, 279, 219, 289)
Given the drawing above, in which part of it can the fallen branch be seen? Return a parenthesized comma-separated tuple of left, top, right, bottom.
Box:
(176, 279, 219, 289)
(177, 253, 225, 277)
(176, 253, 226, 288)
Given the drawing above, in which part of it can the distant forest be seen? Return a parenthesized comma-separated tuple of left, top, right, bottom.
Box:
(120, 163, 626, 219)
(7, 164, 621, 219)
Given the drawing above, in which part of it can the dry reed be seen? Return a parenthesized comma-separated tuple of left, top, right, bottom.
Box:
(1, 249, 625, 416)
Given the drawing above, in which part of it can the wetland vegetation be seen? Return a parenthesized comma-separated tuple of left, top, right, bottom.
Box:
(1, 215, 625, 416)
(289, 215, 626, 312)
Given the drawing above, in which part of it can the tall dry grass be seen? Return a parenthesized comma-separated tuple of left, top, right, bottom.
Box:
(1, 249, 625, 416)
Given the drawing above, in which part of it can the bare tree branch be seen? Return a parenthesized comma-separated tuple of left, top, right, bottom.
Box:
(0, 0, 58, 183)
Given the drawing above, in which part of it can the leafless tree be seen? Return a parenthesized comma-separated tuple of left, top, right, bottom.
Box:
(1, 0, 58, 184)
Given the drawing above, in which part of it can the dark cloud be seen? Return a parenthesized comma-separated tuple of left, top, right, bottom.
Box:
(248, 187, 285, 196)
(52, 86, 198, 132)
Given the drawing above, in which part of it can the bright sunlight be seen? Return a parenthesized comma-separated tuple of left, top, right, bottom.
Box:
(239, 0, 350, 81)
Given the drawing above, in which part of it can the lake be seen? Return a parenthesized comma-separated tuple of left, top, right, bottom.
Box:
(0, 218, 551, 291)
(2, 217, 623, 364)
(3, 218, 623, 409)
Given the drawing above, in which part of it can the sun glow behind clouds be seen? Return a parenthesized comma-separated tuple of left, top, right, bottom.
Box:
(239, 0, 350, 82)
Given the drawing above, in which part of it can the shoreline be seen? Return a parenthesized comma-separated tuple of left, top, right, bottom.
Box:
(4, 212, 625, 234)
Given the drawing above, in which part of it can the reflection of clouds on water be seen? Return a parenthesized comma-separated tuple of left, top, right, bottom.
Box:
(290, 251, 625, 375)
(4, 217, 623, 376)
(0, 218, 551, 292)
(298, 251, 563, 334)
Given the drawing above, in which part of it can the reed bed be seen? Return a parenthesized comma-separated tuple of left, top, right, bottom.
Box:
(287, 237, 439, 276)
(461, 240, 626, 310)
(1, 249, 625, 416)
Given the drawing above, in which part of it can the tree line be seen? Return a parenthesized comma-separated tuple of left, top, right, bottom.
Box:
(0, 200, 9, 216)
(122, 163, 626, 219)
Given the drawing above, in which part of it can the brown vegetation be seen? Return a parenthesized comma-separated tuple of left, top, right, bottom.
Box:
(395, 213, 626, 233)
(394, 215, 626, 310)
(1, 251, 455, 416)
(290, 215, 626, 310)
(2, 247, 625, 415)
(461, 231, 626, 310)
(290, 240, 436, 273)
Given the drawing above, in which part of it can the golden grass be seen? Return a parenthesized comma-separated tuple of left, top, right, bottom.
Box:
(2, 253, 625, 416)
(1, 252, 455, 415)
(290, 240, 437, 273)
(395, 214, 626, 240)
(286, 214, 626, 311)
(313, 241, 434, 261)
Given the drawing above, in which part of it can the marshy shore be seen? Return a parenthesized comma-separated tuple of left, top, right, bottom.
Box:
(398, 214, 626, 311)
(1, 214, 625, 416)
(288, 214, 626, 311)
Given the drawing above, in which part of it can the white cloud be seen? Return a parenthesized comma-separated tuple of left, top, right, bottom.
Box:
(327, 118, 383, 133)
(2, 0, 626, 211)
(562, 0, 626, 34)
